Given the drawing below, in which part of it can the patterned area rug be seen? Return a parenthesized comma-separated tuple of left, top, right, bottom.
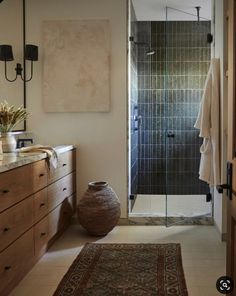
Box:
(54, 243, 188, 296)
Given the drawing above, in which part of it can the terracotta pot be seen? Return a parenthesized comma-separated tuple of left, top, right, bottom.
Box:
(77, 181, 121, 236)
(1, 133, 16, 152)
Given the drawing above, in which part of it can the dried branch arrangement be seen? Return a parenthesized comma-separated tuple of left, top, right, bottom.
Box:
(0, 101, 28, 133)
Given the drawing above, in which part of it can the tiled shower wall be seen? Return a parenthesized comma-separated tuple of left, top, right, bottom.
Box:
(137, 21, 211, 195)
(130, 3, 138, 196)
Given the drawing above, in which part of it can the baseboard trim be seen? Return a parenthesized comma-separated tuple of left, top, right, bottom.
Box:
(221, 233, 227, 242)
(214, 223, 227, 242)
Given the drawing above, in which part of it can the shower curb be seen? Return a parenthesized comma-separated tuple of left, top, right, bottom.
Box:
(118, 216, 214, 226)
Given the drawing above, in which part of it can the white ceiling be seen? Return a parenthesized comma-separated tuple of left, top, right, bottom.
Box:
(132, 0, 212, 21)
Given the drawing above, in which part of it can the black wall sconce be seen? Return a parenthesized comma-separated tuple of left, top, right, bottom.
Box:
(0, 44, 38, 82)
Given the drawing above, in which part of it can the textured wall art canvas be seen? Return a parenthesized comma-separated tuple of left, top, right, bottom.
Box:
(42, 20, 110, 112)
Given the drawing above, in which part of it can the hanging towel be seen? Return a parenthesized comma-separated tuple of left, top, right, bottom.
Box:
(194, 58, 221, 186)
(19, 144, 58, 169)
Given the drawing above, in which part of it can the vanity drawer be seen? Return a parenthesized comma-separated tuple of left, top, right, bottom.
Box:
(0, 229, 34, 296)
(0, 165, 32, 212)
(48, 195, 74, 240)
(30, 160, 48, 192)
(0, 197, 33, 252)
(48, 172, 75, 211)
(33, 188, 48, 223)
(48, 150, 75, 184)
(34, 216, 49, 258)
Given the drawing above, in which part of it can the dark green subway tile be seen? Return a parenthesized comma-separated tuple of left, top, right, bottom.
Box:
(136, 20, 211, 195)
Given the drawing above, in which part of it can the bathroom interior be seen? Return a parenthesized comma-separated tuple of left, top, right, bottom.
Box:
(0, 0, 231, 295)
(129, 0, 214, 226)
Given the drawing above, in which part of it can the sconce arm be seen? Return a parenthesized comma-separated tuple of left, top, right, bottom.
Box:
(4, 61, 17, 82)
(21, 60, 33, 82)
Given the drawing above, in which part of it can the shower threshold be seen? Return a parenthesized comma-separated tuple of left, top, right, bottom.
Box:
(129, 194, 212, 222)
(129, 194, 213, 225)
(126, 215, 213, 226)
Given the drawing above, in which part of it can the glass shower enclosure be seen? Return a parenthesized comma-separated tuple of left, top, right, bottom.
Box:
(128, 1, 213, 226)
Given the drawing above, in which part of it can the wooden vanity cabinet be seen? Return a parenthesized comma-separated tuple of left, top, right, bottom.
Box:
(33, 188, 48, 223)
(0, 197, 33, 252)
(48, 149, 75, 183)
(0, 230, 34, 296)
(0, 148, 76, 296)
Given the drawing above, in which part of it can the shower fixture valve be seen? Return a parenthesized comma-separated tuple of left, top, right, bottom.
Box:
(167, 131, 175, 138)
(134, 115, 142, 131)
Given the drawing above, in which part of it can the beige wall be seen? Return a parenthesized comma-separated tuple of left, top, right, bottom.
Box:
(25, 0, 128, 217)
(214, 0, 227, 237)
(0, 0, 25, 130)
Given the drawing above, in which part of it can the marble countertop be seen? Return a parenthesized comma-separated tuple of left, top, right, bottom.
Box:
(0, 145, 75, 173)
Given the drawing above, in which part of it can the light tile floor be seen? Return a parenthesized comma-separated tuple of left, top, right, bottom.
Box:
(11, 225, 226, 296)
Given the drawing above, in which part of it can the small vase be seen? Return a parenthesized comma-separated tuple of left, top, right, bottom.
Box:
(77, 181, 121, 236)
(1, 133, 16, 152)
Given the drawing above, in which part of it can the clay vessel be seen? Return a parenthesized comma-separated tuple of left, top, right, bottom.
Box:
(77, 181, 121, 236)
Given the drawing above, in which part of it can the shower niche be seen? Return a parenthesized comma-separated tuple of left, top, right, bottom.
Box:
(128, 0, 213, 225)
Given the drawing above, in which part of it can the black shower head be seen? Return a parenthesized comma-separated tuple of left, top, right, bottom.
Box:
(195, 6, 201, 22)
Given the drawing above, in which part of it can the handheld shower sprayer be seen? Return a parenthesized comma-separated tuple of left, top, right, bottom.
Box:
(129, 36, 155, 56)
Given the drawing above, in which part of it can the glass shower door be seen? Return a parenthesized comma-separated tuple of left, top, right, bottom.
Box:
(165, 7, 213, 226)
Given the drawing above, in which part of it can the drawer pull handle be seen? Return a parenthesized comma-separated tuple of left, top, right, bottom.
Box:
(63, 188, 67, 191)
(41, 232, 46, 237)
(40, 203, 45, 207)
(3, 227, 9, 232)
(62, 163, 67, 167)
(2, 190, 9, 194)
(4, 266, 11, 271)
(39, 173, 45, 177)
